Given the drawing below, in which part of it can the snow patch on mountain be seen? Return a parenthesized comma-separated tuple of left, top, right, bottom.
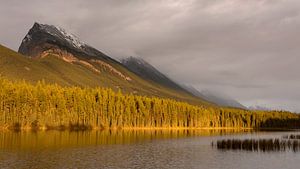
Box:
(22, 34, 32, 43)
(37, 23, 86, 49)
(55, 26, 85, 49)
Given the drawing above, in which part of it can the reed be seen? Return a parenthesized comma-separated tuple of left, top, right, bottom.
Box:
(213, 138, 300, 152)
(283, 134, 300, 140)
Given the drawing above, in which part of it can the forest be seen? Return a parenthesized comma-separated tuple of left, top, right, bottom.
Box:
(0, 77, 299, 130)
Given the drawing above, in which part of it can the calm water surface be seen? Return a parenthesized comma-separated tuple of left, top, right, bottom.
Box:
(0, 129, 299, 169)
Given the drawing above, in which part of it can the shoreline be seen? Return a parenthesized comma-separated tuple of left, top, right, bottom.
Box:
(0, 126, 298, 132)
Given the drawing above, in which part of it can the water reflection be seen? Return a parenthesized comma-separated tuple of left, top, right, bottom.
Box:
(0, 129, 249, 150)
(0, 130, 300, 169)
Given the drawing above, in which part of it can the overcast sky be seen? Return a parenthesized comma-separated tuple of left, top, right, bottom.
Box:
(0, 0, 299, 112)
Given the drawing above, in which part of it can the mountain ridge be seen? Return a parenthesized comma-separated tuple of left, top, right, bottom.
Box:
(121, 56, 187, 92)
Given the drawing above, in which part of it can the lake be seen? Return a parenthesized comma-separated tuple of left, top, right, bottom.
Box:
(0, 129, 299, 169)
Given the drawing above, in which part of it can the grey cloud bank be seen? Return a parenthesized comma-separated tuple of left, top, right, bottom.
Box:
(0, 0, 299, 112)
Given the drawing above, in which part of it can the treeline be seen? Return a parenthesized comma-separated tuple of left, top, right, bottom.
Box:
(0, 77, 299, 130)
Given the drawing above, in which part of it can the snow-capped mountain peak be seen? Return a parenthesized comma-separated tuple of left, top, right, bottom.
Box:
(19, 22, 112, 60)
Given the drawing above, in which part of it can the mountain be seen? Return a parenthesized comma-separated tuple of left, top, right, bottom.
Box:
(0, 22, 210, 105)
(181, 85, 246, 109)
(121, 56, 186, 92)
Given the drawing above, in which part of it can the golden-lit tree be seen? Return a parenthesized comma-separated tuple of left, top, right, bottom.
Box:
(0, 77, 299, 130)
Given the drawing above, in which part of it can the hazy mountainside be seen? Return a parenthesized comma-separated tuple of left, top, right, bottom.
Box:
(201, 90, 246, 109)
(121, 56, 187, 92)
(180, 84, 208, 100)
(121, 56, 245, 109)
(0, 22, 211, 105)
(181, 85, 246, 109)
(248, 105, 271, 111)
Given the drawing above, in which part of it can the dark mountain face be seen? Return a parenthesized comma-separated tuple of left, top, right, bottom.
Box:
(18, 22, 116, 63)
(121, 56, 187, 92)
